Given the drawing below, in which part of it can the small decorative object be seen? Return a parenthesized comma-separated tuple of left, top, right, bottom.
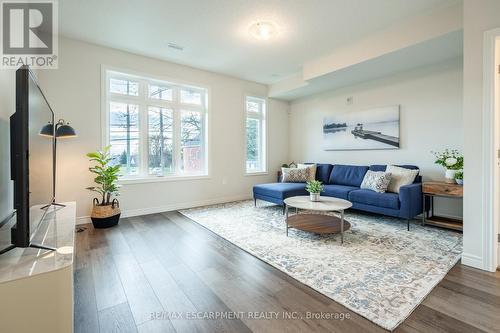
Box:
(306, 180, 324, 202)
(288, 161, 297, 168)
(455, 171, 463, 185)
(432, 149, 463, 183)
(86, 146, 122, 228)
(281, 163, 289, 168)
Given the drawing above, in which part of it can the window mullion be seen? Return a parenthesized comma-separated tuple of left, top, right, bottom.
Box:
(139, 79, 148, 178)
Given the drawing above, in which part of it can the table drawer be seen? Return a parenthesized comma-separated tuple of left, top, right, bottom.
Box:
(422, 182, 463, 197)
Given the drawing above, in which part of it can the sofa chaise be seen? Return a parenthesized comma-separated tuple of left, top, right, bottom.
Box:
(253, 164, 423, 230)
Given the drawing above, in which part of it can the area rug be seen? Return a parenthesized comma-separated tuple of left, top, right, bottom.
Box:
(179, 200, 462, 331)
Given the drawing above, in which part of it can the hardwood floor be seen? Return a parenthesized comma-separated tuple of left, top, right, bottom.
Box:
(74, 212, 500, 333)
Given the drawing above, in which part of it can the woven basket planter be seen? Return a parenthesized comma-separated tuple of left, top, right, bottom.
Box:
(91, 198, 121, 228)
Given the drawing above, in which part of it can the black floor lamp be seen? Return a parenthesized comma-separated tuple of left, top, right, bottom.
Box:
(40, 119, 77, 208)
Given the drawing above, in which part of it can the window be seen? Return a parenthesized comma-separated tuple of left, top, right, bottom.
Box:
(104, 69, 208, 180)
(245, 96, 266, 173)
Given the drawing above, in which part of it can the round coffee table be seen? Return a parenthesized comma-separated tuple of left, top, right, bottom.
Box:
(283, 196, 353, 243)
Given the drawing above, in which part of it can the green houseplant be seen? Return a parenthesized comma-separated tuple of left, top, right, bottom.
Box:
(86, 146, 122, 228)
(432, 149, 463, 183)
(455, 171, 463, 185)
(306, 180, 324, 202)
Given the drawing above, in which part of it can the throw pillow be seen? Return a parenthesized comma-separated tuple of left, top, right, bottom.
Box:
(297, 163, 317, 181)
(282, 167, 310, 183)
(386, 165, 419, 193)
(360, 171, 392, 193)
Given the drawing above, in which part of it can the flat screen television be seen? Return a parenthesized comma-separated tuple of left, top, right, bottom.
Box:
(0, 65, 55, 254)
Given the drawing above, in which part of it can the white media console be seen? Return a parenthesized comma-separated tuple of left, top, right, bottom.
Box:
(0, 202, 76, 333)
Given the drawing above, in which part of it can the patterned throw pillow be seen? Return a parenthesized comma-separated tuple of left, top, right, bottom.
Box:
(386, 165, 419, 193)
(360, 171, 392, 193)
(297, 163, 317, 181)
(282, 167, 310, 183)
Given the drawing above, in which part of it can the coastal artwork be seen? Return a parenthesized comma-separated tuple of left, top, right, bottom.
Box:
(323, 105, 400, 150)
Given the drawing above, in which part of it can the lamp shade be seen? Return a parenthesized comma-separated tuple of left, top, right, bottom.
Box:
(56, 124, 77, 138)
(39, 123, 54, 137)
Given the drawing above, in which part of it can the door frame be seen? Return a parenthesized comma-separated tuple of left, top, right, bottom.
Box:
(482, 27, 500, 271)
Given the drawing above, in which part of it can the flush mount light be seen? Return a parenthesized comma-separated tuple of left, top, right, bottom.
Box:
(249, 21, 279, 41)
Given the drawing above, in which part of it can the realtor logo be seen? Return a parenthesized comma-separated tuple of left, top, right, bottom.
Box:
(1, 0, 58, 68)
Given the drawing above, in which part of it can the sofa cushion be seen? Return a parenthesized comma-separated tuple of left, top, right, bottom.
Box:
(328, 165, 369, 187)
(303, 163, 333, 183)
(322, 184, 358, 200)
(369, 164, 419, 172)
(253, 183, 308, 199)
(349, 189, 400, 210)
(369, 164, 421, 184)
(386, 165, 420, 193)
(360, 170, 392, 193)
(282, 167, 311, 183)
(315, 164, 334, 184)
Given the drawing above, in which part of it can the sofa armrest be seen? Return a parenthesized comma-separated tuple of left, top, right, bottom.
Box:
(399, 183, 423, 219)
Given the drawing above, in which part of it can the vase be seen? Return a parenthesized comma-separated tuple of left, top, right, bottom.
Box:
(90, 198, 121, 228)
(445, 169, 457, 184)
(310, 193, 320, 202)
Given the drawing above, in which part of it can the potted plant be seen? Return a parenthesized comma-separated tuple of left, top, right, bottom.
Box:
(455, 171, 464, 185)
(432, 149, 463, 183)
(306, 180, 324, 202)
(86, 146, 122, 228)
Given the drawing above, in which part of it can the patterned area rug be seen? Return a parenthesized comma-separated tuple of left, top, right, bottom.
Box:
(180, 200, 462, 330)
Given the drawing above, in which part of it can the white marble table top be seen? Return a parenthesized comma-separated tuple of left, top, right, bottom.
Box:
(284, 196, 352, 211)
(0, 202, 76, 284)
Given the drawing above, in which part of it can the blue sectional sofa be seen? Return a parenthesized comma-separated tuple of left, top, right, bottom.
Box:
(253, 164, 423, 230)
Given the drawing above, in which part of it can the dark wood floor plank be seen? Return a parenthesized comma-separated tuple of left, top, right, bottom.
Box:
(74, 267, 100, 333)
(111, 253, 165, 325)
(165, 262, 253, 333)
(75, 225, 91, 270)
(141, 259, 210, 332)
(118, 217, 157, 265)
(445, 265, 500, 296)
(422, 284, 499, 332)
(397, 304, 487, 333)
(136, 319, 176, 333)
(91, 247, 128, 311)
(88, 225, 109, 250)
(98, 302, 138, 333)
(197, 265, 328, 333)
(439, 278, 500, 307)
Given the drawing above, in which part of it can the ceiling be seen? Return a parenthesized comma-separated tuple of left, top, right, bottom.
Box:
(58, 0, 460, 85)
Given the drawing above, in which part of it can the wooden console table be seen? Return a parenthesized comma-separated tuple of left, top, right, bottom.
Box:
(422, 182, 463, 231)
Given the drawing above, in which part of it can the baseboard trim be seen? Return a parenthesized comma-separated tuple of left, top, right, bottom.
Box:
(76, 216, 91, 225)
(76, 194, 252, 224)
(461, 252, 484, 270)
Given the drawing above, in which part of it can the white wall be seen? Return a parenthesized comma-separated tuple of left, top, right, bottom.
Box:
(0, 69, 15, 222)
(37, 38, 289, 219)
(289, 58, 463, 218)
(462, 0, 500, 271)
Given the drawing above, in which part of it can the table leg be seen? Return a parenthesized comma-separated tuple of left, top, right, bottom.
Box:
(341, 210, 344, 244)
(295, 207, 298, 215)
(422, 193, 426, 226)
(285, 205, 289, 236)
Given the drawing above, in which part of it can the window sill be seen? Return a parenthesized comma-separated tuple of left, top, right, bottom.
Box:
(118, 174, 210, 185)
(245, 171, 269, 176)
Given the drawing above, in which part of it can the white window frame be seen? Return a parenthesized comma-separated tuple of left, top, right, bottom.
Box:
(101, 66, 209, 183)
(245, 95, 267, 175)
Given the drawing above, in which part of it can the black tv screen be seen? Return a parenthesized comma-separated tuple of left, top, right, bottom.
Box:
(4, 66, 54, 249)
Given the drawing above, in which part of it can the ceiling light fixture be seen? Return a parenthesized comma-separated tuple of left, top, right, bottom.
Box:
(249, 21, 278, 41)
